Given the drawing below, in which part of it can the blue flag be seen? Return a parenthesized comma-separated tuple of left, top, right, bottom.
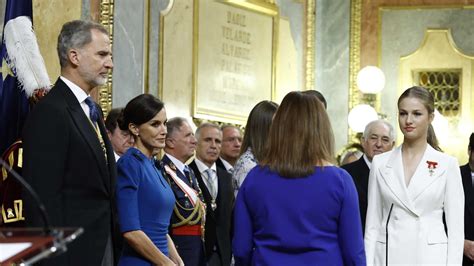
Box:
(0, 0, 32, 155)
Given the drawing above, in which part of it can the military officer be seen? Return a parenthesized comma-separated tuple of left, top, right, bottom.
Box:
(160, 117, 206, 266)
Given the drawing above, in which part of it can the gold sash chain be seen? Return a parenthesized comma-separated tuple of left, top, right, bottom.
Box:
(87, 119, 107, 160)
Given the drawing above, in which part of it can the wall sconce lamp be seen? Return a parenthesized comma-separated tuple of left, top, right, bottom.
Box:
(348, 66, 386, 133)
(348, 104, 379, 133)
(356, 65, 385, 106)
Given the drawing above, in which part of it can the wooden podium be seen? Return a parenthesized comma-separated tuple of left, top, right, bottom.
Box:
(0, 227, 83, 265)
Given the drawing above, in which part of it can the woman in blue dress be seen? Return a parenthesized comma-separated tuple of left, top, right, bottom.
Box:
(233, 91, 366, 266)
(116, 94, 183, 266)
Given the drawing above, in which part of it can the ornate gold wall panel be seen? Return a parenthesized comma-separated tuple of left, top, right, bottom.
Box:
(349, 0, 362, 110)
(348, 0, 362, 141)
(191, 0, 278, 124)
(98, 0, 114, 115)
(304, 0, 315, 90)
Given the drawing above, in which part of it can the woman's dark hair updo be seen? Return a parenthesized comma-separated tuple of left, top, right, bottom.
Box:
(117, 94, 165, 132)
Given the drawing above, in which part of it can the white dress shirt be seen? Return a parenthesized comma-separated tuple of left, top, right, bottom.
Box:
(194, 158, 218, 197)
(220, 157, 234, 174)
(363, 154, 372, 169)
(165, 153, 186, 176)
(60, 76, 91, 119)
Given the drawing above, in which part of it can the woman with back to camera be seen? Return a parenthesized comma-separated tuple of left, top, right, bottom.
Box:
(116, 94, 183, 266)
(233, 91, 366, 265)
(365, 86, 464, 265)
(232, 100, 278, 196)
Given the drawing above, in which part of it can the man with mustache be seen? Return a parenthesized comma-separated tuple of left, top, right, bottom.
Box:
(342, 119, 395, 235)
(189, 123, 234, 266)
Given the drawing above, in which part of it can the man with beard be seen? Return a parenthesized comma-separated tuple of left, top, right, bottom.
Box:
(22, 20, 117, 265)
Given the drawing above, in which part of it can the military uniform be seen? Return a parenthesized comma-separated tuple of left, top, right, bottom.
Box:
(159, 154, 206, 266)
(1, 140, 25, 226)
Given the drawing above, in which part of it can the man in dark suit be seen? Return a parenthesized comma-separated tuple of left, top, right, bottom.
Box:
(161, 117, 206, 266)
(461, 133, 474, 265)
(216, 125, 242, 174)
(22, 20, 116, 265)
(189, 123, 234, 266)
(105, 108, 133, 162)
(342, 119, 395, 235)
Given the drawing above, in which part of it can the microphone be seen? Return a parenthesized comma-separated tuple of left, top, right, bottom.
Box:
(385, 203, 394, 266)
(0, 157, 52, 235)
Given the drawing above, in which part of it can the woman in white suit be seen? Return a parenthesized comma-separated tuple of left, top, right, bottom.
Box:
(365, 86, 464, 265)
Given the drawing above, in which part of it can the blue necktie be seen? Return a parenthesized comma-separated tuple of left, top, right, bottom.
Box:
(84, 97, 100, 123)
(183, 165, 194, 186)
(183, 165, 191, 178)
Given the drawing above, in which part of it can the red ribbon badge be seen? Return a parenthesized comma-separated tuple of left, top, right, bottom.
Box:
(426, 161, 438, 176)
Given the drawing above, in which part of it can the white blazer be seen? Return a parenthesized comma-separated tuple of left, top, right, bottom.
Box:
(365, 145, 464, 265)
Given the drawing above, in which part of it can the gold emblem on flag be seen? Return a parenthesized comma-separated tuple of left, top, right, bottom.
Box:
(1, 199, 25, 223)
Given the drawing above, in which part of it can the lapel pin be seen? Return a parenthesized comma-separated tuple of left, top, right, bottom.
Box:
(426, 160, 438, 176)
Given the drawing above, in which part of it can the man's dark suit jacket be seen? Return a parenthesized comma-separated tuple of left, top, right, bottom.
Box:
(341, 156, 369, 235)
(189, 160, 234, 266)
(460, 163, 474, 266)
(22, 78, 118, 265)
(215, 157, 229, 172)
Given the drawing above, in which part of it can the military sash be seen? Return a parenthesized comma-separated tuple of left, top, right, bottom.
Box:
(164, 165, 199, 207)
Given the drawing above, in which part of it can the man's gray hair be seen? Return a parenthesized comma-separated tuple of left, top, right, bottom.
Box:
(57, 20, 109, 67)
(166, 117, 188, 139)
(195, 122, 221, 141)
(362, 119, 395, 141)
(221, 124, 241, 133)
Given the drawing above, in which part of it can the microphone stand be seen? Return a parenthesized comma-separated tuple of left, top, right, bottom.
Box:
(0, 158, 52, 236)
(386, 204, 394, 266)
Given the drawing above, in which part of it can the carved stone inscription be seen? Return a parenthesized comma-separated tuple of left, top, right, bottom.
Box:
(196, 1, 273, 122)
